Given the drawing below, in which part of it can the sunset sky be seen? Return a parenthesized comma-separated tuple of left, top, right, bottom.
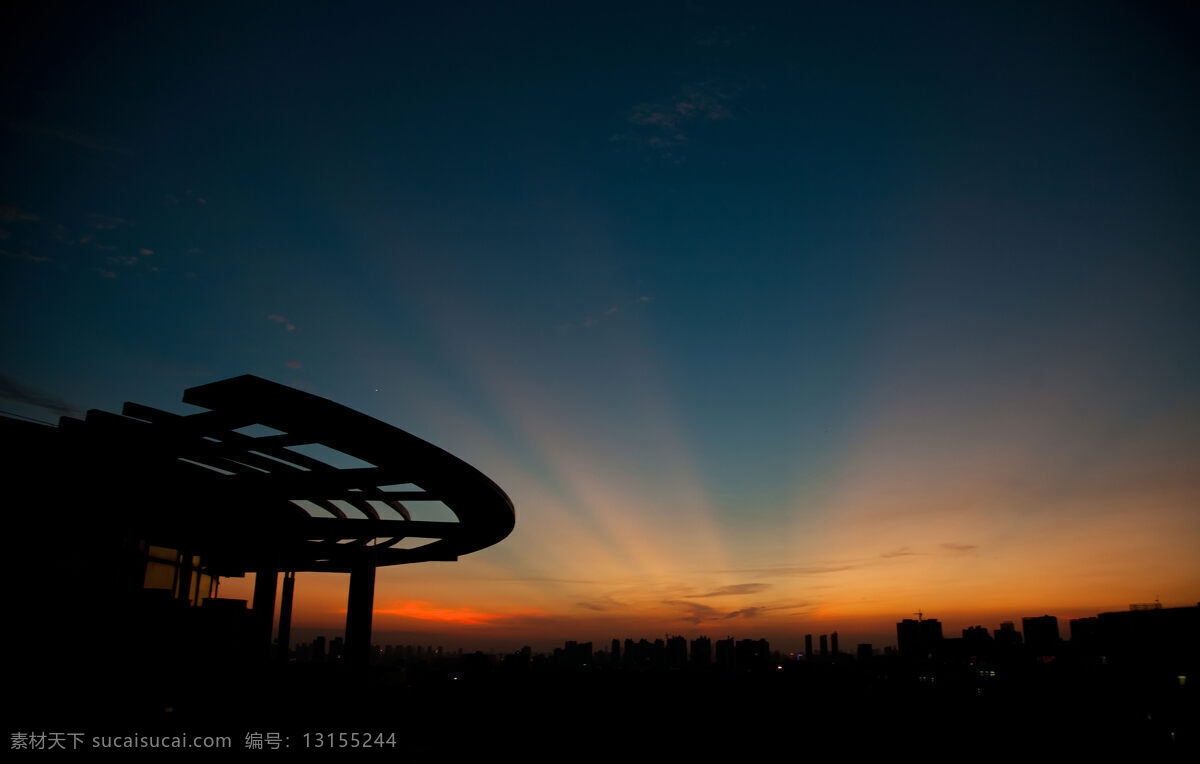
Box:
(2, 2, 1197, 651)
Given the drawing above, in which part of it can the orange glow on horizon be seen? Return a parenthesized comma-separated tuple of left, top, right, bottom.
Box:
(372, 601, 544, 626)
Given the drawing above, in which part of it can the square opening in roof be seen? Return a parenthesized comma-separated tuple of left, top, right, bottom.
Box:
(284, 443, 376, 470)
(232, 423, 288, 438)
(247, 450, 311, 471)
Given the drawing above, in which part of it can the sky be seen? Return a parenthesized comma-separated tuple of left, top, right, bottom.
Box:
(2, 1, 1198, 652)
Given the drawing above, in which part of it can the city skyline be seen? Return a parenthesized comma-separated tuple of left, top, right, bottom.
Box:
(222, 571, 1194, 655)
(252, 600, 1197, 659)
(4, 2, 1198, 653)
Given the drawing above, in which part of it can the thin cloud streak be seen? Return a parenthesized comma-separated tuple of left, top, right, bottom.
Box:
(0, 376, 78, 417)
(693, 583, 771, 597)
(617, 81, 736, 156)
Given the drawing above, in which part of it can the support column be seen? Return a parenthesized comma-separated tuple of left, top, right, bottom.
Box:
(252, 567, 278, 663)
(176, 549, 194, 603)
(277, 571, 296, 663)
(344, 559, 376, 667)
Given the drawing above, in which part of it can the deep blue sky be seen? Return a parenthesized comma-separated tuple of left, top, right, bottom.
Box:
(3, 2, 1197, 645)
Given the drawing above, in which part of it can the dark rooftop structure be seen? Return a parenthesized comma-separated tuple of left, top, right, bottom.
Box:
(6, 374, 515, 680)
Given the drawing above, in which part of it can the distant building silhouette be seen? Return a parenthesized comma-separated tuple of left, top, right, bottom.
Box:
(994, 621, 1022, 648)
(1022, 615, 1060, 656)
(736, 639, 770, 671)
(503, 646, 532, 671)
(805, 633, 813, 658)
(560, 640, 592, 669)
(690, 636, 712, 666)
(715, 637, 735, 670)
(1069, 616, 1100, 651)
(666, 635, 688, 669)
(897, 618, 943, 659)
(1090, 603, 1200, 663)
(962, 625, 992, 654)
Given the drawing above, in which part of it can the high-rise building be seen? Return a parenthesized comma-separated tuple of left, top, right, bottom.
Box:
(962, 625, 992, 653)
(561, 640, 592, 668)
(1069, 617, 1099, 650)
(897, 617, 943, 659)
(715, 637, 735, 669)
(921, 619, 943, 644)
(1023, 615, 1060, 655)
(897, 619, 921, 657)
(666, 635, 688, 669)
(736, 638, 770, 670)
(690, 636, 712, 666)
(994, 621, 1022, 648)
(819, 634, 828, 655)
(805, 633, 813, 658)
(831, 631, 839, 655)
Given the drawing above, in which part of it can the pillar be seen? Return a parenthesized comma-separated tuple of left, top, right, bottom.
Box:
(344, 558, 376, 667)
(277, 571, 296, 663)
(252, 567, 278, 662)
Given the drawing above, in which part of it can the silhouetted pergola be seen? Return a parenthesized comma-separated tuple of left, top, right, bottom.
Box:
(11, 375, 514, 665)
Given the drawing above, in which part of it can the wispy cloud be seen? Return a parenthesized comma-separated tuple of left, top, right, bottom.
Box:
(2, 249, 50, 264)
(941, 542, 978, 553)
(11, 123, 131, 155)
(0, 205, 39, 223)
(556, 295, 652, 334)
(267, 314, 296, 332)
(722, 560, 870, 578)
(165, 189, 208, 207)
(615, 82, 736, 158)
(723, 607, 762, 619)
(87, 213, 127, 230)
(285, 360, 303, 370)
(693, 583, 771, 597)
(663, 599, 721, 625)
(0, 375, 78, 417)
(880, 547, 920, 559)
(575, 592, 629, 612)
(469, 575, 609, 585)
(664, 598, 791, 624)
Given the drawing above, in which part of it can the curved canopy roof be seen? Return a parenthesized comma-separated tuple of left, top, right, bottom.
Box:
(46, 375, 515, 574)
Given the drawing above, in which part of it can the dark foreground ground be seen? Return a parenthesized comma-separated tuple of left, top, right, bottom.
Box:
(8, 652, 1196, 758)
